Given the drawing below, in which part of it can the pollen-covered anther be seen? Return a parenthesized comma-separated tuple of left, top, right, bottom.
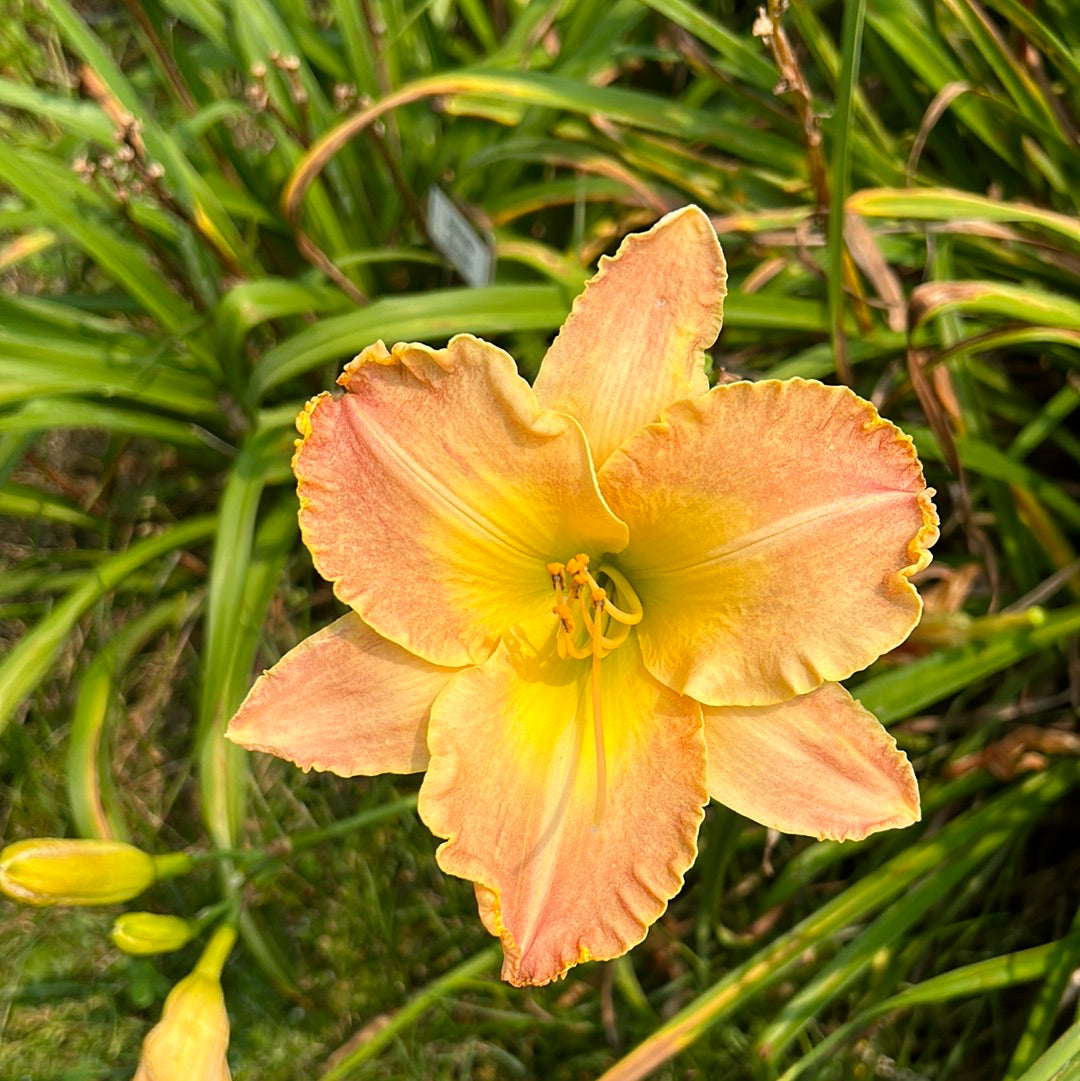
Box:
(547, 556, 643, 665)
(553, 603, 575, 635)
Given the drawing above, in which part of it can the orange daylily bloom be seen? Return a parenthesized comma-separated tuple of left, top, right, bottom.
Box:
(227, 206, 938, 987)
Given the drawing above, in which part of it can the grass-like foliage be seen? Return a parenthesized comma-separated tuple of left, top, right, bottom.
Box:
(2, 0, 1079, 1077)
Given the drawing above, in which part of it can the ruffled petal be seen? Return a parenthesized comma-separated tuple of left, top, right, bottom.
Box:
(226, 614, 458, 775)
(598, 378, 939, 706)
(533, 206, 726, 467)
(418, 626, 706, 986)
(295, 335, 628, 668)
(703, 682, 920, 841)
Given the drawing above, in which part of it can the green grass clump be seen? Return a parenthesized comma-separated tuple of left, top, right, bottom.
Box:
(2, 0, 1079, 1078)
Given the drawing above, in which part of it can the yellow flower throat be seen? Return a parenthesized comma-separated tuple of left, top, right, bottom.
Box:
(547, 554, 642, 825)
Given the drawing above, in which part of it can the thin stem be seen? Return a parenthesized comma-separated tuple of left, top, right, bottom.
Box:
(245, 794, 420, 881)
(319, 946, 500, 1080)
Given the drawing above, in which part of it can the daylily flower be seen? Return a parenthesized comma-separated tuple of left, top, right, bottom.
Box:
(227, 206, 938, 986)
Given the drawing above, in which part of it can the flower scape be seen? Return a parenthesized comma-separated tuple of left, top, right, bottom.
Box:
(227, 206, 939, 987)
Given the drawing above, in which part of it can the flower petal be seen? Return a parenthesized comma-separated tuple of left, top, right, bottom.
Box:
(599, 379, 939, 705)
(703, 682, 920, 840)
(533, 206, 726, 467)
(418, 627, 706, 986)
(295, 335, 628, 668)
(226, 613, 458, 775)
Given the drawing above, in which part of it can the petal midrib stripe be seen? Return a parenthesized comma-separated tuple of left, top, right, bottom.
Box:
(360, 409, 544, 563)
(637, 489, 920, 577)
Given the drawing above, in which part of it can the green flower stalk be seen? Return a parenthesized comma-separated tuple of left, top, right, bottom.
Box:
(0, 839, 192, 906)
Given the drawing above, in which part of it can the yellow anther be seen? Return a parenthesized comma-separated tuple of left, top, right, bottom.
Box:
(580, 595, 601, 640)
(545, 553, 643, 830)
(547, 555, 642, 673)
(548, 562, 566, 604)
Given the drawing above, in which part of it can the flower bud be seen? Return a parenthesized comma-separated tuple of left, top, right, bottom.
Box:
(111, 913, 197, 956)
(133, 924, 236, 1081)
(0, 839, 192, 906)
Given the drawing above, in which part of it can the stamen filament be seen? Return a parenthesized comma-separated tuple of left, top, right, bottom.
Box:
(554, 601, 594, 660)
(579, 594, 604, 649)
(595, 564, 643, 625)
(545, 553, 644, 827)
(562, 636, 594, 661)
(598, 620, 632, 651)
(591, 647, 606, 827)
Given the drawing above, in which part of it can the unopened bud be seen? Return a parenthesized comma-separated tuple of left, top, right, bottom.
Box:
(0, 839, 192, 906)
(133, 924, 236, 1081)
(111, 912, 198, 955)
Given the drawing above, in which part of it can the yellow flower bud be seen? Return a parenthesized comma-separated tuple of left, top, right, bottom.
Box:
(133, 924, 236, 1081)
(111, 913, 197, 956)
(0, 838, 192, 906)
